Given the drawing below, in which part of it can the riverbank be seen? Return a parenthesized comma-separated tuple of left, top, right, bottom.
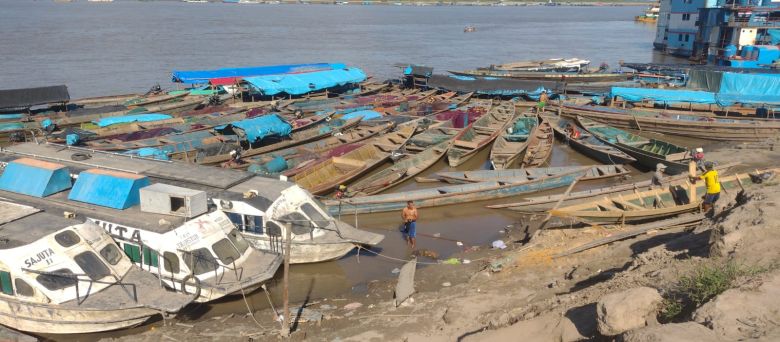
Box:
(95, 146, 780, 342)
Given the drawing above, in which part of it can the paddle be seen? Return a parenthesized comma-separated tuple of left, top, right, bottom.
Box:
(689, 161, 697, 202)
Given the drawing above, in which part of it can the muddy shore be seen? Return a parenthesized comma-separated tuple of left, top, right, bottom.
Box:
(70, 143, 780, 342)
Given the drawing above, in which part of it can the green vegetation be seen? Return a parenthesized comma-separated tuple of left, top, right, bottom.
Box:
(660, 261, 770, 322)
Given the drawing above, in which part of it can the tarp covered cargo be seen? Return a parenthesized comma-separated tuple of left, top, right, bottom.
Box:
(68, 169, 150, 209)
(426, 74, 562, 96)
(610, 87, 717, 104)
(719, 72, 780, 97)
(92, 113, 173, 127)
(243, 67, 366, 96)
(171, 63, 344, 84)
(215, 114, 292, 143)
(0, 158, 72, 198)
(0, 85, 69, 111)
(340, 110, 383, 121)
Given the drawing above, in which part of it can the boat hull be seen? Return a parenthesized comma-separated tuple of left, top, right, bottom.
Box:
(0, 300, 158, 334)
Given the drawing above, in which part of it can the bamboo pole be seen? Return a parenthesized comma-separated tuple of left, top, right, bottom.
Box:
(280, 223, 292, 337)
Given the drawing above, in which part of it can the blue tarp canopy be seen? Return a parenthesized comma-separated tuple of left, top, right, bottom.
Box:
(92, 113, 173, 127)
(719, 72, 780, 97)
(339, 110, 383, 121)
(611, 87, 717, 104)
(243, 68, 366, 96)
(0, 158, 72, 198)
(68, 169, 150, 209)
(215, 114, 292, 143)
(171, 63, 344, 84)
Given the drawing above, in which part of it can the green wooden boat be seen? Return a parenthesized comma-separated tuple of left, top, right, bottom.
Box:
(577, 116, 691, 175)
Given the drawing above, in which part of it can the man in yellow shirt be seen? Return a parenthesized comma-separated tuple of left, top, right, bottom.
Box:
(697, 162, 720, 213)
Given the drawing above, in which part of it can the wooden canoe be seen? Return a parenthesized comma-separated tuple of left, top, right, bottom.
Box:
(449, 70, 632, 83)
(577, 116, 691, 175)
(243, 122, 395, 175)
(560, 104, 780, 142)
(291, 124, 416, 195)
(324, 163, 625, 215)
(549, 172, 759, 224)
(519, 116, 554, 168)
(545, 114, 636, 165)
(176, 117, 363, 165)
(431, 164, 631, 184)
(344, 134, 455, 197)
(489, 114, 537, 170)
(446, 100, 514, 167)
(124, 92, 190, 107)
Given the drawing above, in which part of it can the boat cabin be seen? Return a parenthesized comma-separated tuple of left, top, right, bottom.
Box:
(0, 200, 192, 334)
(0, 156, 281, 302)
(1, 142, 384, 264)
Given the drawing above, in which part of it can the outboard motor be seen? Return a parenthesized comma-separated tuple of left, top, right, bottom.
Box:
(145, 83, 162, 96)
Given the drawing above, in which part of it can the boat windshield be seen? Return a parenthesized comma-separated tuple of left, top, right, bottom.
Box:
(300, 203, 329, 228)
(73, 251, 111, 281)
(280, 212, 314, 236)
(211, 230, 250, 265)
(36, 269, 78, 291)
(182, 248, 219, 276)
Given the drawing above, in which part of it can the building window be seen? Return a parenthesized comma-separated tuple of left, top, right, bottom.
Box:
(679, 34, 683, 41)
(685, 34, 690, 42)
(682, 13, 691, 21)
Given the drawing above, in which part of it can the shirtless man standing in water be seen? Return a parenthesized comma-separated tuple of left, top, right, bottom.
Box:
(402, 201, 419, 249)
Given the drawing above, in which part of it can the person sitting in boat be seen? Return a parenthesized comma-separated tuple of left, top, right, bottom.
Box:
(221, 149, 244, 168)
(564, 123, 581, 139)
(691, 161, 720, 215)
(693, 147, 706, 171)
(536, 91, 549, 113)
(651, 163, 666, 189)
(334, 184, 348, 199)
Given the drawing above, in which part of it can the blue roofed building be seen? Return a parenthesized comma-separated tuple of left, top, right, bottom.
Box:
(655, 0, 780, 67)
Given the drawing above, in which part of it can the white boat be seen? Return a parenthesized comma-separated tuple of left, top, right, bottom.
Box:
(1, 143, 385, 265)
(0, 201, 193, 334)
(0, 157, 282, 303)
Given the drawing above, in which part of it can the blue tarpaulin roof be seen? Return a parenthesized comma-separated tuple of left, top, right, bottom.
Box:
(611, 87, 717, 104)
(719, 72, 780, 98)
(339, 110, 383, 121)
(243, 68, 366, 96)
(0, 158, 72, 198)
(171, 63, 345, 84)
(92, 113, 173, 127)
(68, 169, 150, 209)
(215, 114, 292, 143)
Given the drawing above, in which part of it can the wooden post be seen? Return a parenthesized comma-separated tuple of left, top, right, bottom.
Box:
(281, 223, 292, 337)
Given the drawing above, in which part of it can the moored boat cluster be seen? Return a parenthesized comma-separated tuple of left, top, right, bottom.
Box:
(0, 59, 778, 336)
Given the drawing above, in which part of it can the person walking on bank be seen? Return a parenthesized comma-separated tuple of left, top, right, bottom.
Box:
(402, 201, 418, 249)
(536, 90, 549, 113)
(651, 163, 666, 189)
(693, 161, 720, 215)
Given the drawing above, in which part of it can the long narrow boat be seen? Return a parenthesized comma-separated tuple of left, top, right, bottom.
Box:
(174, 117, 363, 165)
(519, 116, 554, 168)
(560, 104, 780, 142)
(431, 164, 631, 183)
(549, 171, 763, 224)
(241, 123, 394, 174)
(344, 134, 455, 197)
(545, 114, 636, 165)
(292, 124, 416, 195)
(489, 114, 537, 170)
(324, 164, 629, 215)
(485, 162, 739, 212)
(124, 92, 190, 107)
(447, 100, 512, 167)
(578, 116, 691, 175)
(449, 69, 632, 83)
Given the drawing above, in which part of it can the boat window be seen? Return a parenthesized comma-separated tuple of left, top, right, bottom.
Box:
(245, 215, 263, 234)
(54, 230, 81, 248)
(282, 212, 313, 235)
(212, 239, 241, 265)
(100, 244, 123, 265)
(228, 229, 250, 255)
(182, 248, 218, 276)
(266, 221, 282, 236)
(123, 243, 142, 263)
(143, 246, 159, 268)
(0, 271, 12, 295)
(163, 252, 180, 274)
(170, 196, 185, 213)
(226, 212, 243, 229)
(14, 279, 33, 297)
(301, 203, 328, 228)
(74, 252, 111, 280)
(36, 269, 78, 291)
